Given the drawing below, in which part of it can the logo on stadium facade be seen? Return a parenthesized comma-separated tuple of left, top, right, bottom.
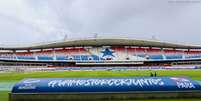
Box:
(101, 48, 115, 57)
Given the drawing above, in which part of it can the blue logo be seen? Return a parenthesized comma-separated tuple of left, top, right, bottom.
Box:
(101, 48, 115, 57)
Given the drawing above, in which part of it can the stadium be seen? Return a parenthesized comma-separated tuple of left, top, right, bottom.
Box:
(1, 38, 201, 71)
(1, 38, 201, 101)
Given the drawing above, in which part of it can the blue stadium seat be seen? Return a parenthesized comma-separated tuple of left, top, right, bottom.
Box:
(0, 56, 16, 59)
(38, 56, 54, 60)
(17, 56, 35, 60)
(149, 55, 163, 60)
(81, 55, 89, 61)
(185, 55, 201, 59)
(137, 54, 146, 58)
(73, 55, 81, 60)
(165, 55, 182, 59)
(56, 56, 68, 60)
(100, 58, 105, 60)
(91, 55, 100, 60)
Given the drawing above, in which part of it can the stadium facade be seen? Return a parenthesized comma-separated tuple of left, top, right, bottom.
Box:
(1, 38, 201, 71)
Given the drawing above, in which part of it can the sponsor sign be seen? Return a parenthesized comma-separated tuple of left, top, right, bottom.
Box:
(12, 77, 201, 93)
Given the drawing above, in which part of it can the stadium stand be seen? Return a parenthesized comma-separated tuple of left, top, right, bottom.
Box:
(1, 39, 201, 70)
(1, 47, 201, 61)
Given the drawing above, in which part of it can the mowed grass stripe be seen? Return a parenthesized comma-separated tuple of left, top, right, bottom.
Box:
(0, 70, 201, 81)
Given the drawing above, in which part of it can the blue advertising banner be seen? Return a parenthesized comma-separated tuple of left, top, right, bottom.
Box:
(12, 77, 201, 93)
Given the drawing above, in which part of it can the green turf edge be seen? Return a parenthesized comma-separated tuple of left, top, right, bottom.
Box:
(0, 91, 9, 101)
(1, 90, 201, 101)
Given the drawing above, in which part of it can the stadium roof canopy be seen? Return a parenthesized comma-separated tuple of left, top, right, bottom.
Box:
(0, 38, 201, 50)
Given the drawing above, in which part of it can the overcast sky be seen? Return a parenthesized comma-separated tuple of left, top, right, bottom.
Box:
(0, 0, 201, 45)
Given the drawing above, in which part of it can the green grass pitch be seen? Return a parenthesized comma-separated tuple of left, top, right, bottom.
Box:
(0, 70, 201, 101)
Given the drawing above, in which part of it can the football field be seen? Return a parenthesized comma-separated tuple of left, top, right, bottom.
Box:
(1, 70, 201, 101)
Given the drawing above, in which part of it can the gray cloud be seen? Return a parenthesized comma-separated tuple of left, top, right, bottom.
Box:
(0, 0, 201, 45)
